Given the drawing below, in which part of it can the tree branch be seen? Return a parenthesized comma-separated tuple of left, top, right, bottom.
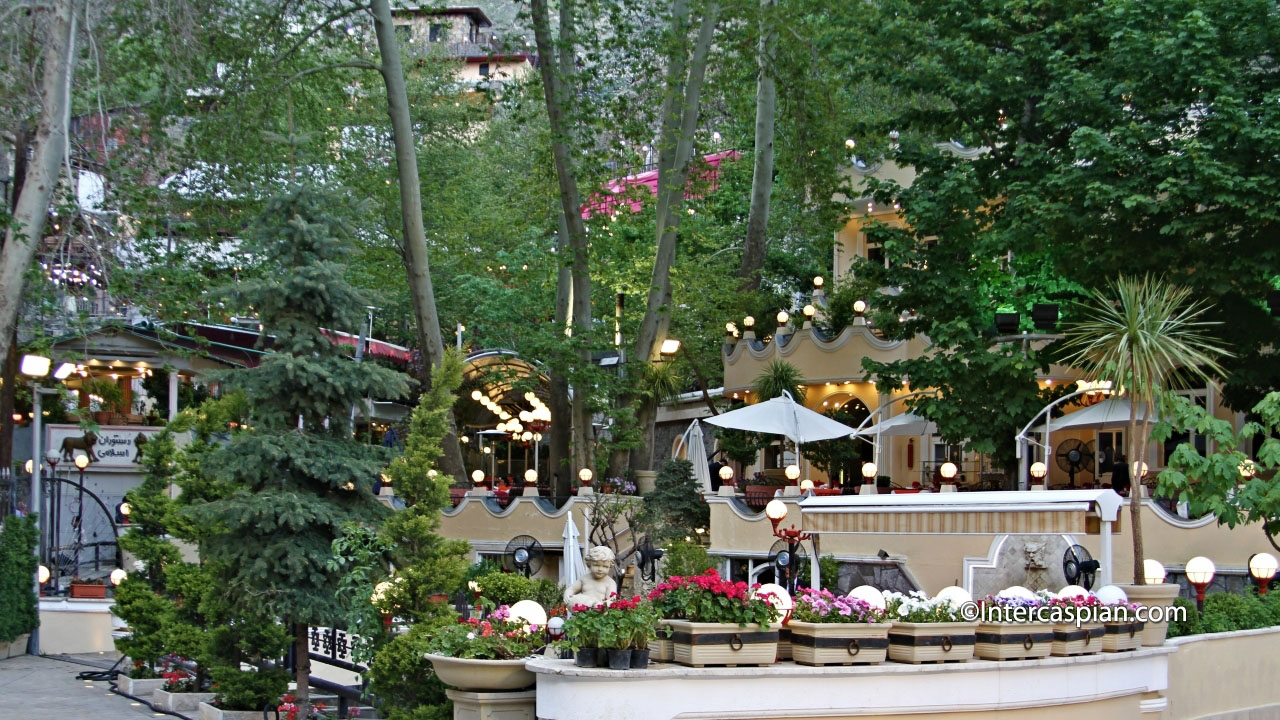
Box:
(269, 3, 373, 67)
(279, 60, 379, 87)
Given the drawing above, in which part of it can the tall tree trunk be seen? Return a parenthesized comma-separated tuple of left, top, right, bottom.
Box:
(293, 622, 311, 713)
(369, 0, 466, 482)
(621, 2, 720, 472)
(1127, 397, 1152, 585)
(532, 0, 595, 481)
(0, 0, 78, 364)
(738, 0, 776, 290)
(548, 214, 574, 499)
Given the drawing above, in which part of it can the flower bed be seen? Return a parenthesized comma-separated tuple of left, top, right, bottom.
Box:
(788, 588, 890, 666)
(883, 590, 978, 664)
(649, 570, 779, 667)
(974, 591, 1053, 661)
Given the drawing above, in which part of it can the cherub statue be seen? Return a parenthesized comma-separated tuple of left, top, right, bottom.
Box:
(564, 545, 618, 609)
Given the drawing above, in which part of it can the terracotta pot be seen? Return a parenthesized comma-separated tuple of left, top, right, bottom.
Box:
(788, 621, 891, 666)
(70, 583, 107, 599)
(1051, 622, 1103, 656)
(1101, 621, 1144, 652)
(424, 653, 535, 691)
(974, 622, 1055, 660)
(886, 621, 979, 664)
(666, 620, 778, 668)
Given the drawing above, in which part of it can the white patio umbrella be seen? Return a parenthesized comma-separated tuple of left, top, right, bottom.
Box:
(560, 514, 587, 589)
(851, 411, 938, 438)
(703, 390, 858, 445)
(1045, 396, 1161, 432)
(675, 419, 713, 492)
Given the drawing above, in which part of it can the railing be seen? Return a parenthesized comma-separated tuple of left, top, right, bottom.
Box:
(305, 626, 369, 719)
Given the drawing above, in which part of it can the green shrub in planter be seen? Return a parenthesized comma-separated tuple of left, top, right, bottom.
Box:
(367, 604, 457, 720)
(0, 515, 38, 643)
(1197, 592, 1271, 634)
(208, 665, 290, 712)
(660, 540, 713, 580)
(472, 571, 533, 607)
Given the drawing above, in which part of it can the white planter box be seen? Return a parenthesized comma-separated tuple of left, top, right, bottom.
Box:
(1051, 622, 1103, 656)
(974, 622, 1055, 660)
(788, 621, 891, 666)
(1101, 621, 1144, 652)
(886, 621, 979, 664)
(666, 620, 778, 668)
(117, 675, 167, 697)
(199, 701, 268, 720)
(153, 689, 216, 712)
(1121, 583, 1180, 646)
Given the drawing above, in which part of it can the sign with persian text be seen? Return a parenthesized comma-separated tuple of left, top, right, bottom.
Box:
(43, 424, 164, 469)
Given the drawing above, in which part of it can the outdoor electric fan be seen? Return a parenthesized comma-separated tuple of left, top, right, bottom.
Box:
(636, 536, 665, 582)
(1055, 438, 1095, 488)
(503, 534, 545, 578)
(768, 538, 809, 595)
(1063, 544, 1100, 590)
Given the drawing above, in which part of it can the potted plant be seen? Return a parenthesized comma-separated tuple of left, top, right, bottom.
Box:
(883, 590, 979, 664)
(1047, 592, 1104, 656)
(154, 666, 216, 713)
(422, 607, 541, 691)
(563, 602, 607, 668)
(85, 378, 126, 425)
(69, 575, 108, 599)
(596, 596, 650, 669)
(647, 569, 779, 668)
(973, 589, 1054, 661)
(622, 595, 659, 668)
(1099, 599, 1144, 653)
(788, 588, 890, 666)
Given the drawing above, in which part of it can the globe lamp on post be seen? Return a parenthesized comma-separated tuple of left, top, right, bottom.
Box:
(471, 469, 485, 487)
(1249, 553, 1277, 595)
(578, 468, 593, 485)
(718, 465, 734, 484)
(784, 464, 800, 483)
(1029, 461, 1048, 483)
(940, 462, 958, 482)
(1143, 559, 1166, 585)
(1186, 556, 1215, 610)
(861, 462, 877, 484)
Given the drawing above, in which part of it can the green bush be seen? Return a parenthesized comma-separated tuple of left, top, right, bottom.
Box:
(1197, 591, 1271, 634)
(1166, 597, 1200, 639)
(209, 665, 289, 711)
(660, 540, 714, 580)
(473, 571, 534, 607)
(819, 555, 841, 592)
(643, 459, 710, 541)
(531, 578, 563, 610)
(367, 604, 457, 720)
(0, 515, 39, 643)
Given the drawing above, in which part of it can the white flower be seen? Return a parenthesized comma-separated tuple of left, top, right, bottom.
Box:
(466, 632, 476, 641)
(897, 605, 909, 617)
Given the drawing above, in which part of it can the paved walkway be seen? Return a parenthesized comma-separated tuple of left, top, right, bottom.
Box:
(0, 654, 161, 719)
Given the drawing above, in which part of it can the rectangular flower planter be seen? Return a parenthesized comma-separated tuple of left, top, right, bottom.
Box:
(666, 620, 778, 668)
(1101, 621, 1144, 652)
(650, 621, 674, 662)
(974, 622, 1055, 661)
(776, 625, 792, 661)
(153, 690, 216, 713)
(788, 621, 891, 666)
(887, 621, 979, 664)
(199, 701, 268, 720)
(117, 676, 167, 697)
(70, 583, 108, 599)
(1051, 622, 1103, 656)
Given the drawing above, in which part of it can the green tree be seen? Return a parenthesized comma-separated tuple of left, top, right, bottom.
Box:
(1061, 276, 1229, 584)
(190, 186, 411, 710)
(643, 459, 710, 541)
(752, 359, 806, 403)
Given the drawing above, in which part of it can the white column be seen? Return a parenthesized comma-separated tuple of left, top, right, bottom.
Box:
(1100, 520, 1113, 587)
(167, 371, 179, 421)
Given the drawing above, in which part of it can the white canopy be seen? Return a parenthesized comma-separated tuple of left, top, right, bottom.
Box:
(1045, 396, 1161, 432)
(704, 391, 858, 445)
(852, 411, 937, 438)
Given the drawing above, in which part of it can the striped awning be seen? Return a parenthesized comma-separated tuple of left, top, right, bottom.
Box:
(798, 489, 1122, 536)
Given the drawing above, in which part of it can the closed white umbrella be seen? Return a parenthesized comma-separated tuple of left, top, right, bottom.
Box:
(560, 514, 586, 589)
(677, 420, 713, 492)
(704, 390, 858, 445)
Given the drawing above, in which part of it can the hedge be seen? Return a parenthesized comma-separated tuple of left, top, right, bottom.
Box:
(0, 515, 40, 643)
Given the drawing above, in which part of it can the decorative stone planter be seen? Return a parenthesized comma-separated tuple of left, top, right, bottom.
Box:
(1120, 583, 1180, 646)
(153, 689, 216, 713)
(1101, 621, 1144, 652)
(1051, 622, 1103, 656)
(634, 470, 658, 495)
(666, 620, 778, 668)
(650, 620, 674, 662)
(974, 622, 1054, 661)
(70, 583, 108, 599)
(788, 621, 891, 666)
(886, 621, 979, 664)
(0, 634, 29, 658)
(424, 652, 536, 691)
(198, 701, 265, 720)
(775, 624, 791, 661)
(117, 675, 167, 697)
(445, 688, 536, 720)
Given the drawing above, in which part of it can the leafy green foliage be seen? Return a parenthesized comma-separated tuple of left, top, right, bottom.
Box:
(0, 515, 39, 643)
(819, 555, 841, 592)
(209, 665, 291, 712)
(472, 571, 536, 608)
(659, 540, 714, 580)
(642, 459, 709, 542)
(1168, 591, 1280, 638)
(751, 359, 806, 403)
(423, 617, 543, 660)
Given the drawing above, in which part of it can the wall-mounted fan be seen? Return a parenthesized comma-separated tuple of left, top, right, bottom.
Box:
(768, 538, 809, 594)
(1063, 544, 1100, 589)
(636, 536, 664, 582)
(503, 535, 544, 577)
(1055, 438, 1095, 487)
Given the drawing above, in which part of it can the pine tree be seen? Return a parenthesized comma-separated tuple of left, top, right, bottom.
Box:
(191, 186, 412, 711)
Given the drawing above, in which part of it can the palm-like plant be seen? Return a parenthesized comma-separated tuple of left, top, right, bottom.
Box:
(1060, 275, 1230, 584)
(752, 359, 807, 403)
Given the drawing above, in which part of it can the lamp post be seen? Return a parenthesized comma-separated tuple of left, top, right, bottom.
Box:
(939, 461, 957, 488)
(1143, 559, 1166, 585)
(764, 499, 810, 594)
(1029, 461, 1048, 487)
(1249, 553, 1277, 595)
(860, 461, 877, 494)
(20, 353, 69, 657)
(1185, 556, 1215, 610)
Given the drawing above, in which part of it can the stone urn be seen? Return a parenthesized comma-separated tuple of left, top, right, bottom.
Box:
(1120, 582, 1181, 646)
(424, 653, 535, 691)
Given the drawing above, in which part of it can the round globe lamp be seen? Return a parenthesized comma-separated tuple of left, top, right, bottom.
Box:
(1029, 461, 1048, 481)
(847, 585, 886, 611)
(1239, 460, 1257, 479)
(776, 310, 790, 325)
(718, 465, 733, 483)
(110, 568, 128, 586)
(764, 499, 788, 531)
(524, 469, 538, 485)
(784, 464, 800, 482)
(1143, 559, 1167, 584)
(799, 478, 815, 492)
(38, 565, 50, 585)
(861, 462, 877, 483)
(939, 462, 958, 482)
(471, 469, 485, 486)
(1249, 553, 1278, 595)
(578, 468, 593, 485)
(74, 454, 90, 470)
(1186, 556, 1215, 609)
(852, 300, 867, 315)
(509, 600, 548, 633)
